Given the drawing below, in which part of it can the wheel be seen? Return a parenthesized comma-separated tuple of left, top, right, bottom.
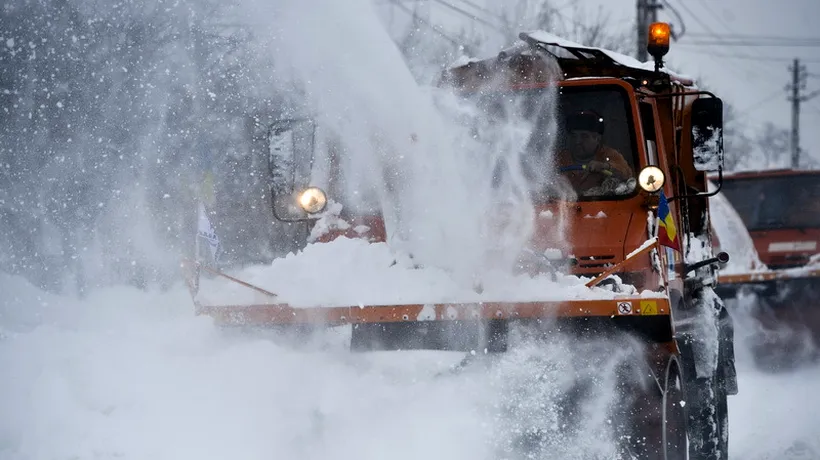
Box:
(675, 290, 733, 460)
(663, 360, 689, 460)
(616, 353, 688, 460)
(677, 340, 728, 460)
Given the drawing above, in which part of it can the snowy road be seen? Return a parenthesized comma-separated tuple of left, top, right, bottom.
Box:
(2, 273, 819, 460)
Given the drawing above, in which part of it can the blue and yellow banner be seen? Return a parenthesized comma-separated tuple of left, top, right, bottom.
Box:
(657, 190, 680, 252)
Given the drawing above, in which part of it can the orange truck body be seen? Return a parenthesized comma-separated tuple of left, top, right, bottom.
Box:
(187, 27, 736, 459)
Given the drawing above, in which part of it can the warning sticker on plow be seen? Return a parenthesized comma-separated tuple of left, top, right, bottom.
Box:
(640, 300, 659, 316)
(617, 301, 633, 315)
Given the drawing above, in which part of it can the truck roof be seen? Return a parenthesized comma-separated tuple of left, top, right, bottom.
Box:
(442, 30, 696, 91)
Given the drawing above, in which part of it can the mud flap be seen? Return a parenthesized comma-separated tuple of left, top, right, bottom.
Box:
(717, 303, 738, 395)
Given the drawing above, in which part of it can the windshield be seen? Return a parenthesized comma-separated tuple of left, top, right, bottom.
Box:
(475, 84, 639, 202)
(720, 174, 820, 230)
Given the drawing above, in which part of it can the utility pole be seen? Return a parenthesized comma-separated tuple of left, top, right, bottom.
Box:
(636, 0, 662, 61)
(786, 59, 820, 169)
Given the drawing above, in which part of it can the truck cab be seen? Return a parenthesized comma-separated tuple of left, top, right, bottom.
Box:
(259, 29, 727, 301)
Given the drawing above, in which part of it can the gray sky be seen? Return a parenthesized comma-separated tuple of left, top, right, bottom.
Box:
(580, 0, 820, 168)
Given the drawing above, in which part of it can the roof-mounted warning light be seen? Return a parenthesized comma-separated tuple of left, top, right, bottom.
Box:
(647, 22, 671, 71)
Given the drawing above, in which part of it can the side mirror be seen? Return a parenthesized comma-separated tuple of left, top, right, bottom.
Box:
(691, 97, 724, 172)
(268, 118, 317, 221)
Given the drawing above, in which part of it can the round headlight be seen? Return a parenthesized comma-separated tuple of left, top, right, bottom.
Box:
(638, 166, 665, 193)
(298, 187, 327, 214)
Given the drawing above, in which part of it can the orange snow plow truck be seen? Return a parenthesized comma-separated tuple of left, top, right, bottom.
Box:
(183, 24, 737, 460)
(711, 168, 820, 369)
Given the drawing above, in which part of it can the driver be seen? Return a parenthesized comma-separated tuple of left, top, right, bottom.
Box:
(555, 110, 633, 191)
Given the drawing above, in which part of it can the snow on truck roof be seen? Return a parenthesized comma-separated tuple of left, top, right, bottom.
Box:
(448, 30, 696, 87)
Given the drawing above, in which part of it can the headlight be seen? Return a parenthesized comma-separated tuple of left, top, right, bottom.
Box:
(298, 187, 327, 214)
(638, 166, 665, 193)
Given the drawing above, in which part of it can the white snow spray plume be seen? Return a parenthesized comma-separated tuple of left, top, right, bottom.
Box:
(0, 273, 644, 460)
(248, 0, 563, 287)
(5, 272, 820, 459)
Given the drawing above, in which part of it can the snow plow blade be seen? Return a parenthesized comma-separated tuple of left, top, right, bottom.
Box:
(180, 234, 677, 353)
(195, 298, 673, 352)
(180, 256, 675, 352)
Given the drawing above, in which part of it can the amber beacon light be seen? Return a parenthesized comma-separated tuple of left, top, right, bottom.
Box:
(647, 22, 671, 60)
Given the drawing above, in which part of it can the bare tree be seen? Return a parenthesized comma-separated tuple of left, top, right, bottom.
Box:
(754, 122, 791, 169)
(548, 3, 635, 55)
(721, 101, 754, 172)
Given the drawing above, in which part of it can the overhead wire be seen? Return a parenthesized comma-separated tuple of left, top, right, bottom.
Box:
(428, 0, 506, 34)
(674, 51, 820, 64)
(670, 0, 791, 89)
(678, 41, 820, 48)
(387, 0, 465, 48)
(659, 0, 686, 39)
(734, 89, 789, 119)
(684, 32, 820, 42)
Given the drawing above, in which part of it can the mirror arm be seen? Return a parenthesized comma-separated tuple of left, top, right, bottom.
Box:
(666, 164, 688, 202)
(667, 164, 723, 202)
(702, 166, 723, 197)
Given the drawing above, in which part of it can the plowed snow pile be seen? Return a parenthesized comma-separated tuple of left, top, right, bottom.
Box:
(194, 236, 663, 307)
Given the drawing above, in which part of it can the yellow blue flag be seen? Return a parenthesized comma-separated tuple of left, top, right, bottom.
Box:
(657, 190, 680, 252)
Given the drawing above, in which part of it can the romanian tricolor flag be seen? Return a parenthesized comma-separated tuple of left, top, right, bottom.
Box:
(657, 190, 681, 252)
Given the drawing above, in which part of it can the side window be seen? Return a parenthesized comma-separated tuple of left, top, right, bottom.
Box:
(640, 102, 659, 166)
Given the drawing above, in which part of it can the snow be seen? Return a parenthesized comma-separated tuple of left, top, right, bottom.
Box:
(625, 237, 657, 260)
(306, 201, 350, 243)
(4, 1, 816, 458)
(3, 271, 820, 460)
(693, 127, 723, 172)
(0, 273, 670, 460)
(521, 31, 696, 84)
(707, 180, 768, 274)
(249, 0, 559, 284)
(196, 237, 665, 308)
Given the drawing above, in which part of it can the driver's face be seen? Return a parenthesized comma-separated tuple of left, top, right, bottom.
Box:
(569, 130, 600, 160)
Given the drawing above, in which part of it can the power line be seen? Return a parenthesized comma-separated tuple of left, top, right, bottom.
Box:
(693, 0, 721, 23)
(451, 0, 505, 23)
(684, 32, 820, 42)
(669, 0, 793, 88)
(678, 40, 820, 48)
(388, 0, 464, 48)
(428, 0, 506, 34)
(735, 89, 787, 116)
(675, 49, 820, 63)
(659, 0, 686, 40)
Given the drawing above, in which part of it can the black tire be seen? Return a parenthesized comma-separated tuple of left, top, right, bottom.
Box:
(677, 349, 728, 460)
(663, 360, 689, 460)
(616, 354, 688, 460)
(675, 290, 732, 460)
